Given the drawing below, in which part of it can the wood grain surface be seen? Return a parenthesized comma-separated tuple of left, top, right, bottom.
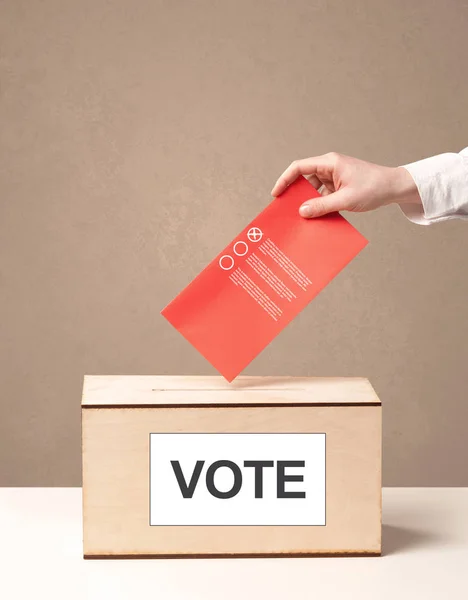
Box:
(82, 377, 382, 557)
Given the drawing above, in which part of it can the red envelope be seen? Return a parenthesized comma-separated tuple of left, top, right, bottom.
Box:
(161, 176, 368, 381)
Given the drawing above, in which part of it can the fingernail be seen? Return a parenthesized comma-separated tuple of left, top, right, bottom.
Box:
(299, 203, 313, 217)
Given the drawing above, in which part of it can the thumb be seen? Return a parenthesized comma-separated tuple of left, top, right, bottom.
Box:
(299, 189, 351, 218)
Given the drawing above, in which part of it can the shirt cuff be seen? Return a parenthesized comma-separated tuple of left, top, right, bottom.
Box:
(398, 153, 468, 225)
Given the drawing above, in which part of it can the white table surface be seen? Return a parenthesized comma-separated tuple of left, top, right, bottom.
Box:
(1, 488, 467, 599)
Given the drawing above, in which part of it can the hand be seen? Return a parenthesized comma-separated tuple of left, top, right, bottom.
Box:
(271, 152, 422, 218)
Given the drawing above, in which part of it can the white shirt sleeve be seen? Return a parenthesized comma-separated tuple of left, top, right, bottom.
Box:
(399, 147, 468, 225)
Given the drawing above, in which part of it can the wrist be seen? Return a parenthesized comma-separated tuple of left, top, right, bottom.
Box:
(390, 167, 422, 205)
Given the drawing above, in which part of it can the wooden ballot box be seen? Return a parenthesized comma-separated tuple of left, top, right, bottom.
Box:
(82, 376, 382, 558)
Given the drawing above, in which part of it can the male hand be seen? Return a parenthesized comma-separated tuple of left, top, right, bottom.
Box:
(271, 153, 421, 218)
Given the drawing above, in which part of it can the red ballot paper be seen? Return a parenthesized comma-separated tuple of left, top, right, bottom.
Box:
(162, 176, 368, 381)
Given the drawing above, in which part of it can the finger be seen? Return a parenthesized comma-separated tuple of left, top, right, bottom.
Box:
(299, 188, 351, 218)
(306, 175, 335, 197)
(305, 174, 323, 190)
(271, 156, 332, 197)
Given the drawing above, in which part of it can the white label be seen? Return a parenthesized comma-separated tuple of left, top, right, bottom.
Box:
(149, 433, 326, 526)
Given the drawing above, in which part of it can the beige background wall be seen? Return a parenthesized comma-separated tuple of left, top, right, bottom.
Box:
(1, 0, 467, 486)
